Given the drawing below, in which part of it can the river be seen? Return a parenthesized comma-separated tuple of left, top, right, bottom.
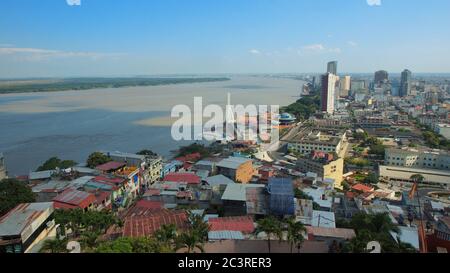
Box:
(0, 75, 303, 175)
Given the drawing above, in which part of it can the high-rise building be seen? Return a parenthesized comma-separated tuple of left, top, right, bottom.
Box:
(339, 75, 351, 97)
(400, 69, 412, 97)
(374, 70, 389, 85)
(327, 61, 338, 75)
(321, 73, 337, 114)
(0, 153, 7, 180)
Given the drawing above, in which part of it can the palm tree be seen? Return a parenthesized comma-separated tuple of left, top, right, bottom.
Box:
(410, 174, 425, 184)
(256, 216, 282, 253)
(176, 230, 205, 253)
(285, 217, 306, 253)
(81, 231, 100, 249)
(40, 237, 68, 253)
(154, 224, 178, 251)
(187, 212, 210, 243)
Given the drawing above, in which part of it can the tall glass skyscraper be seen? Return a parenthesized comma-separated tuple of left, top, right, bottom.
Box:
(327, 61, 338, 75)
(400, 69, 412, 97)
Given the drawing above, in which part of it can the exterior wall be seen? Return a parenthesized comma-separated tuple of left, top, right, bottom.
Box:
(321, 74, 337, 114)
(379, 165, 450, 186)
(297, 158, 344, 188)
(0, 154, 7, 180)
(288, 140, 341, 155)
(385, 149, 450, 171)
(235, 161, 254, 184)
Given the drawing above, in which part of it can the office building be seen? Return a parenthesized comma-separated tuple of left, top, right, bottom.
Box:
(0, 153, 6, 180)
(321, 73, 337, 114)
(400, 69, 412, 97)
(327, 61, 338, 75)
(339, 76, 351, 97)
(374, 70, 389, 85)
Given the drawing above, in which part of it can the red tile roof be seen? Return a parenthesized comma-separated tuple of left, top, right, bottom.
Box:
(209, 216, 255, 234)
(135, 200, 163, 210)
(93, 175, 126, 187)
(53, 188, 96, 209)
(352, 183, 374, 193)
(96, 161, 126, 172)
(163, 172, 201, 185)
(122, 209, 188, 237)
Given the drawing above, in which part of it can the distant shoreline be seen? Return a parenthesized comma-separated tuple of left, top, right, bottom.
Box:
(0, 77, 231, 94)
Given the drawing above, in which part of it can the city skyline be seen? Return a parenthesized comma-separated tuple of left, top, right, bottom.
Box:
(1, 0, 450, 77)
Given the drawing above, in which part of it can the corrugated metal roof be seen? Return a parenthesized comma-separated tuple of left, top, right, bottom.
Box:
(311, 211, 336, 228)
(217, 157, 252, 170)
(208, 231, 245, 240)
(307, 226, 356, 240)
(29, 170, 56, 180)
(53, 188, 96, 208)
(205, 175, 235, 186)
(0, 203, 54, 239)
(96, 161, 126, 172)
(221, 184, 265, 201)
(208, 216, 255, 233)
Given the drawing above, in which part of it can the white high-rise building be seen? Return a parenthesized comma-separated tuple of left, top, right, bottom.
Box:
(321, 73, 337, 114)
(340, 76, 351, 97)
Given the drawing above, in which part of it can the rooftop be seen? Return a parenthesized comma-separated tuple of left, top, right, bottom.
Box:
(53, 188, 96, 209)
(208, 216, 255, 233)
(311, 211, 336, 228)
(163, 172, 201, 185)
(217, 157, 252, 170)
(0, 202, 54, 238)
(122, 209, 188, 238)
(205, 175, 235, 186)
(208, 231, 245, 241)
(95, 161, 126, 172)
(221, 183, 265, 202)
(306, 226, 356, 240)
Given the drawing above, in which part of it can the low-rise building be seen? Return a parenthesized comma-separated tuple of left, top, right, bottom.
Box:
(286, 128, 347, 156)
(385, 148, 450, 171)
(53, 188, 97, 211)
(379, 165, 450, 186)
(0, 203, 56, 253)
(216, 157, 254, 184)
(221, 183, 266, 216)
(267, 178, 295, 216)
(297, 152, 344, 189)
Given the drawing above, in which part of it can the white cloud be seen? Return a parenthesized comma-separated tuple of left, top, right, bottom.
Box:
(249, 49, 261, 55)
(0, 46, 125, 61)
(300, 44, 341, 55)
(367, 0, 382, 6)
(347, 41, 358, 47)
(67, 0, 81, 6)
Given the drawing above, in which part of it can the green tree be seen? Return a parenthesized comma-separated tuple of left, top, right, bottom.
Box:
(95, 237, 134, 253)
(154, 224, 178, 250)
(176, 230, 205, 253)
(137, 149, 157, 156)
(40, 237, 69, 253)
(410, 174, 425, 184)
(86, 152, 112, 168)
(363, 173, 379, 184)
(36, 157, 77, 171)
(0, 178, 36, 216)
(285, 217, 306, 253)
(342, 212, 408, 253)
(256, 216, 283, 253)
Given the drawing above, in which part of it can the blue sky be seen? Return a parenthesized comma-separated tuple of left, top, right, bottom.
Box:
(1, 0, 449, 77)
